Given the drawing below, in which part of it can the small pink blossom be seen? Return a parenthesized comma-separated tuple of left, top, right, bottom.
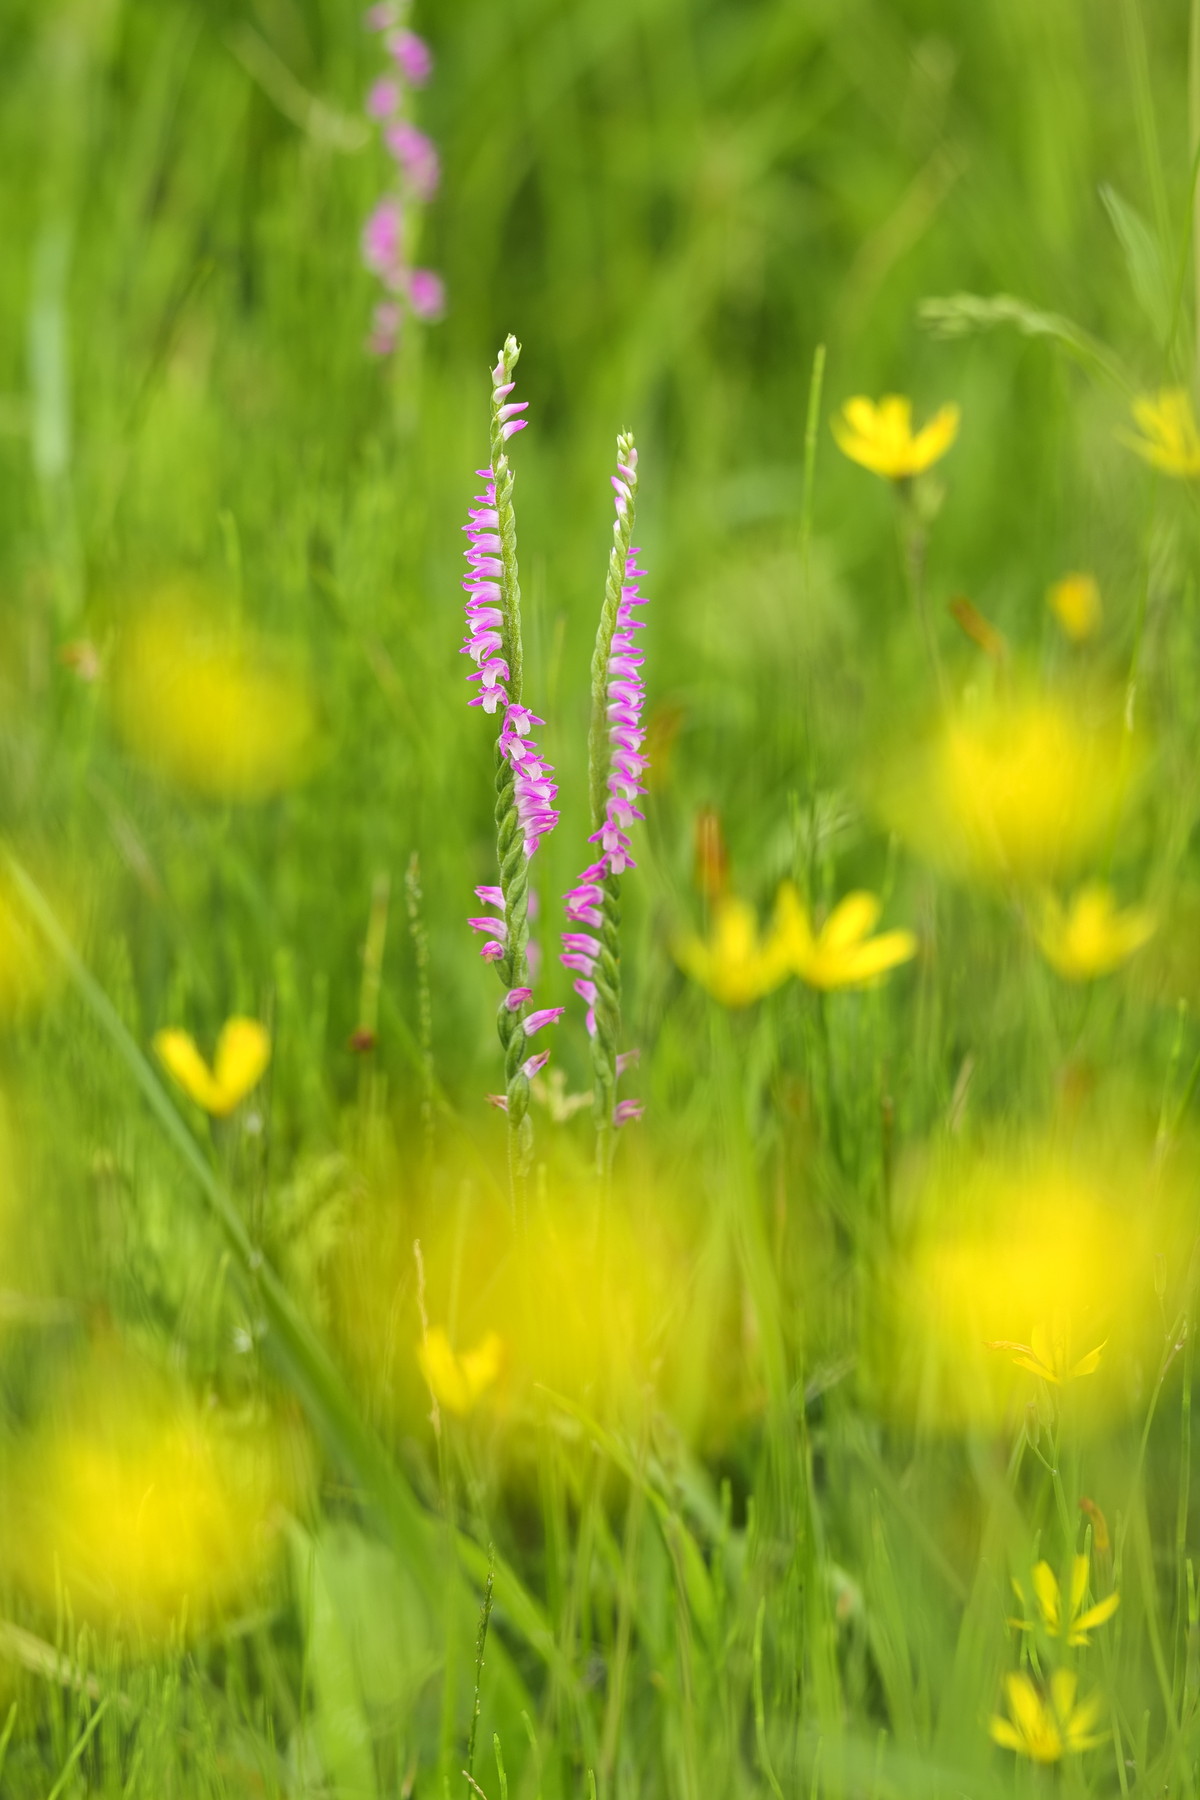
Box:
(361, 197, 403, 279)
(408, 268, 446, 321)
(364, 3, 398, 30)
(366, 76, 401, 119)
(524, 1008, 565, 1036)
(386, 122, 440, 200)
(388, 29, 433, 85)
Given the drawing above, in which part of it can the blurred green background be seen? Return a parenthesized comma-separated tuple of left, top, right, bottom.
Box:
(0, 0, 1192, 1122)
(0, 2, 1198, 1792)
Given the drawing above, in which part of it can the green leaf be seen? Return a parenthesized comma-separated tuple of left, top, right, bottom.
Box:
(1099, 183, 1173, 343)
(918, 291, 1135, 391)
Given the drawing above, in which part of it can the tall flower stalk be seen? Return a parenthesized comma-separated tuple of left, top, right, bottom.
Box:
(562, 435, 648, 1176)
(361, 3, 445, 356)
(462, 339, 562, 1186)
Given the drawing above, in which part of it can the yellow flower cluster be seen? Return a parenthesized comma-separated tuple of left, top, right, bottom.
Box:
(990, 1552, 1117, 1762)
(674, 884, 917, 1006)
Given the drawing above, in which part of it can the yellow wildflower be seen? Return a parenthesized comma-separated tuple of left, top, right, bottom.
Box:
(988, 1320, 1107, 1386)
(0, 877, 57, 1020)
(112, 596, 315, 801)
(418, 1326, 504, 1416)
(1048, 573, 1102, 643)
(775, 884, 917, 991)
(989, 1670, 1105, 1761)
(673, 894, 790, 1007)
(874, 1141, 1161, 1430)
(154, 1017, 271, 1117)
(1012, 1554, 1119, 1646)
(882, 691, 1135, 885)
(1121, 389, 1200, 478)
(1034, 882, 1156, 981)
(9, 1360, 295, 1634)
(832, 394, 960, 480)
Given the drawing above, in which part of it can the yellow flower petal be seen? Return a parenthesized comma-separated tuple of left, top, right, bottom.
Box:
(788, 889, 917, 991)
(818, 892, 882, 953)
(988, 1717, 1026, 1753)
(1009, 1351, 1060, 1383)
(153, 1030, 227, 1114)
(771, 881, 815, 960)
(1033, 1561, 1062, 1632)
(1070, 1591, 1120, 1642)
(842, 396, 881, 437)
(1006, 1672, 1060, 1760)
(419, 1327, 472, 1415)
(811, 929, 918, 990)
(1069, 1554, 1089, 1619)
(1068, 1340, 1107, 1379)
(212, 1018, 271, 1115)
(459, 1331, 505, 1405)
(909, 403, 961, 473)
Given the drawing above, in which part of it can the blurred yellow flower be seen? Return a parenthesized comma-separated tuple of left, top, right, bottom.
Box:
(1121, 389, 1200, 478)
(1048, 573, 1102, 643)
(776, 884, 917, 991)
(990, 1671, 1105, 1761)
(674, 894, 790, 1007)
(0, 877, 56, 1020)
(1034, 883, 1156, 981)
(418, 1326, 504, 1416)
(154, 1017, 270, 1116)
(1012, 1555, 1119, 1646)
(11, 1365, 293, 1634)
(988, 1320, 1107, 1385)
(882, 691, 1135, 885)
(874, 1140, 1166, 1430)
(832, 394, 960, 480)
(112, 597, 315, 801)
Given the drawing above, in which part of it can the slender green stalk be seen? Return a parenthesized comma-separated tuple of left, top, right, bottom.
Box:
(466, 1556, 496, 1785)
(1121, 0, 1172, 256)
(893, 484, 944, 703)
(799, 342, 826, 602)
(406, 851, 437, 1175)
(754, 1599, 787, 1800)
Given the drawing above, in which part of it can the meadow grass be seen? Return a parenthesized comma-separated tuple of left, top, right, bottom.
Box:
(1, 0, 1200, 1794)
